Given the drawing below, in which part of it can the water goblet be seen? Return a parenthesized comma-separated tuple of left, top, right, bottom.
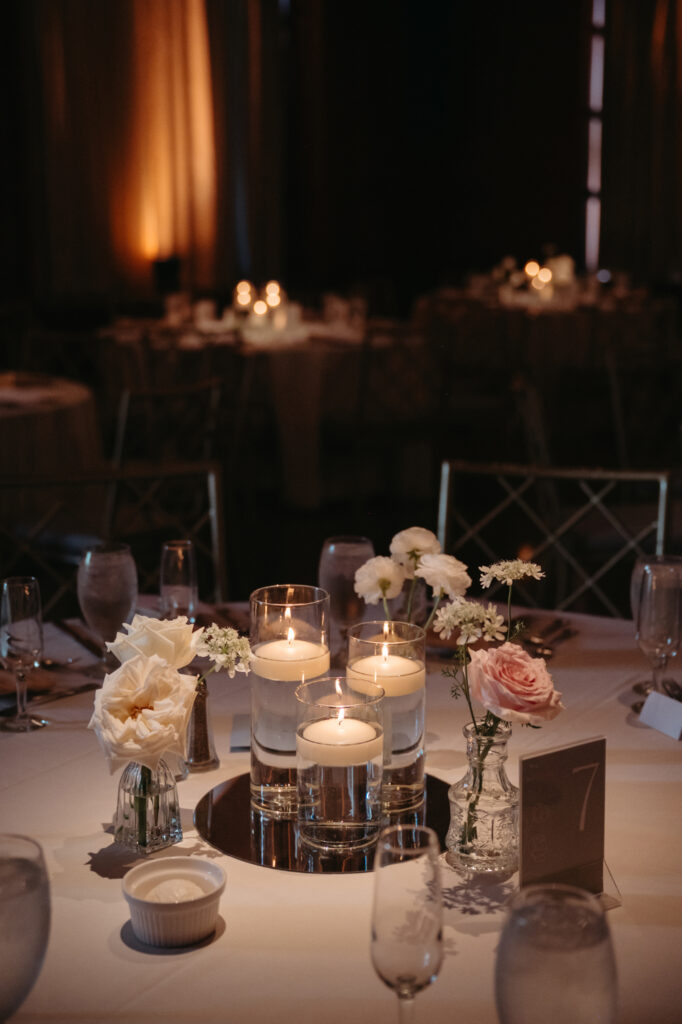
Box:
(371, 824, 443, 1023)
(159, 539, 198, 622)
(634, 562, 680, 697)
(495, 883, 617, 1024)
(0, 577, 47, 732)
(77, 542, 138, 672)
(0, 835, 51, 1020)
(318, 536, 374, 666)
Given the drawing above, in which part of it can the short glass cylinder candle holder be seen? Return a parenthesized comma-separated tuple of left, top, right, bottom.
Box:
(347, 621, 426, 812)
(296, 676, 384, 851)
(250, 584, 330, 816)
(113, 760, 182, 855)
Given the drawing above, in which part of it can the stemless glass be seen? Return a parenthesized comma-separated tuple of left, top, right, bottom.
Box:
(318, 536, 375, 666)
(0, 577, 47, 732)
(77, 542, 138, 669)
(159, 539, 198, 622)
(371, 825, 443, 1023)
(635, 562, 680, 696)
(0, 835, 50, 1020)
(495, 884, 617, 1024)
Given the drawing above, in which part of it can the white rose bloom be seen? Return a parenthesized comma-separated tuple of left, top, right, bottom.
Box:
(415, 553, 471, 599)
(107, 614, 202, 669)
(88, 654, 197, 772)
(354, 556, 406, 604)
(390, 527, 441, 578)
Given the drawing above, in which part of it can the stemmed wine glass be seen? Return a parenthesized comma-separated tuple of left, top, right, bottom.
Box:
(159, 539, 198, 622)
(371, 825, 443, 1023)
(318, 536, 374, 666)
(0, 577, 47, 732)
(495, 884, 617, 1024)
(634, 562, 680, 698)
(630, 556, 682, 697)
(0, 835, 51, 1020)
(77, 543, 138, 672)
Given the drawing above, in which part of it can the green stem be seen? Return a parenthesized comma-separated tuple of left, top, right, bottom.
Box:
(382, 594, 391, 621)
(424, 591, 442, 633)
(137, 765, 151, 848)
(461, 719, 500, 845)
(406, 575, 417, 620)
(507, 584, 513, 642)
(462, 660, 480, 736)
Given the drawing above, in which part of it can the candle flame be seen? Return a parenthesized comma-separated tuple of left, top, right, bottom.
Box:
(382, 643, 389, 663)
(383, 621, 389, 639)
(287, 627, 295, 646)
(335, 679, 343, 698)
(338, 707, 345, 727)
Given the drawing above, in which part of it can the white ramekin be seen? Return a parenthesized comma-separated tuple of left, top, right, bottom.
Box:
(122, 856, 226, 947)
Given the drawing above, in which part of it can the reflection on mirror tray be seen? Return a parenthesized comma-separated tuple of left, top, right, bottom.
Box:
(194, 773, 450, 874)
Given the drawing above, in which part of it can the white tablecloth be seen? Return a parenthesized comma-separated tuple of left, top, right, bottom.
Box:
(2, 611, 681, 1023)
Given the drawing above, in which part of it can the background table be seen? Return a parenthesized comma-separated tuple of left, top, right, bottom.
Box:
(1, 610, 681, 1023)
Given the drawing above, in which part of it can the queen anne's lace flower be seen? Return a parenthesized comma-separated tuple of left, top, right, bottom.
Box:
(479, 560, 544, 589)
(433, 598, 505, 644)
(354, 556, 406, 603)
(389, 527, 441, 578)
(415, 553, 471, 599)
(194, 625, 253, 677)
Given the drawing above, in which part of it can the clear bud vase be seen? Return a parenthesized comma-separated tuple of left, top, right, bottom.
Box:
(114, 760, 182, 855)
(446, 720, 519, 880)
(185, 679, 219, 772)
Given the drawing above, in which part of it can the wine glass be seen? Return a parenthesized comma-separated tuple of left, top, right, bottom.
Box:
(495, 884, 617, 1024)
(634, 562, 680, 697)
(159, 539, 198, 622)
(0, 835, 51, 1020)
(77, 543, 138, 671)
(0, 577, 47, 732)
(630, 556, 682, 697)
(371, 824, 443, 1023)
(318, 536, 374, 666)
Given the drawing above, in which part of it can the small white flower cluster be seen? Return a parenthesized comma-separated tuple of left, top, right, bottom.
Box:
(194, 624, 253, 677)
(433, 598, 505, 645)
(479, 560, 544, 589)
(354, 527, 471, 605)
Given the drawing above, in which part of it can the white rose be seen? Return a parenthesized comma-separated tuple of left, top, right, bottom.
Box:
(354, 556, 406, 604)
(107, 614, 202, 669)
(415, 553, 471, 599)
(390, 527, 441, 578)
(88, 654, 197, 772)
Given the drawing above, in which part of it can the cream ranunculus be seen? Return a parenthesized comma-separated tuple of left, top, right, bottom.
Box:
(88, 654, 198, 771)
(107, 614, 202, 669)
(467, 642, 564, 726)
(415, 553, 471, 599)
(390, 527, 441, 578)
(354, 556, 406, 604)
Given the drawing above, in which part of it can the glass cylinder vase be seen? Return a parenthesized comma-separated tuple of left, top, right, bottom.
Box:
(113, 760, 182, 855)
(446, 720, 518, 879)
(249, 584, 330, 816)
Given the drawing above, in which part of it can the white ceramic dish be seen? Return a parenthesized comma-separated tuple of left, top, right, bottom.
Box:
(122, 856, 226, 947)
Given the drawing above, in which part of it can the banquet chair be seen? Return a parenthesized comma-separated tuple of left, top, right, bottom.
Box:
(0, 462, 227, 618)
(436, 460, 671, 617)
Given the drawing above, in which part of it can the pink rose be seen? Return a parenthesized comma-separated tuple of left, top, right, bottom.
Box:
(467, 642, 564, 725)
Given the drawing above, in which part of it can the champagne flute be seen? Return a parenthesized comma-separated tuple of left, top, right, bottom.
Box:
(0, 577, 47, 732)
(77, 543, 138, 672)
(318, 536, 374, 666)
(635, 562, 680, 697)
(630, 556, 682, 696)
(159, 539, 198, 622)
(0, 835, 51, 1020)
(495, 884, 617, 1024)
(371, 824, 443, 1023)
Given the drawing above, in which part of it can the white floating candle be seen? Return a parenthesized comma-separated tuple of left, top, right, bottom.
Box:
(252, 629, 329, 681)
(297, 714, 383, 767)
(347, 644, 425, 698)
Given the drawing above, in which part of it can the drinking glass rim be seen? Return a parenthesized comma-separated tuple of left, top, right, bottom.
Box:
(377, 823, 440, 855)
(0, 833, 45, 862)
(320, 535, 374, 548)
(507, 882, 605, 914)
(82, 541, 132, 556)
(250, 583, 329, 609)
(1, 575, 40, 590)
(348, 620, 426, 649)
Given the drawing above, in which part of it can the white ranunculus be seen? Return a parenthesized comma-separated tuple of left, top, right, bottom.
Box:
(389, 527, 441, 578)
(354, 556, 406, 604)
(107, 614, 202, 669)
(415, 553, 471, 599)
(88, 654, 198, 772)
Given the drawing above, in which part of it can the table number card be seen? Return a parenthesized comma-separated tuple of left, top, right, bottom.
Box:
(519, 737, 605, 894)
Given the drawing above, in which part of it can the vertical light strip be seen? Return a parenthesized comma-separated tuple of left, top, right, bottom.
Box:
(587, 118, 603, 193)
(589, 35, 605, 111)
(585, 0, 605, 271)
(585, 197, 601, 272)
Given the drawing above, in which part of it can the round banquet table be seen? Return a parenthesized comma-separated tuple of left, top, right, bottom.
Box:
(1, 608, 680, 1024)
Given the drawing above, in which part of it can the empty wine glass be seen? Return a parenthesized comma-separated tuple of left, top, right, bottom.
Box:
(371, 824, 443, 1023)
(495, 884, 617, 1024)
(318, 536, 374, 666)
(0, 577, 47, 732)
(630, 556, 682, 697)
(0, 835, 50, 1020)
(634, 562, 680, 697)
(159, 539, 198, 622)
(77, 543, 138, 671)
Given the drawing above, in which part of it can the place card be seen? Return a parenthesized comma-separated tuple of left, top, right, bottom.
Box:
(639, 691, 682, 740)
(519, 737, 605, 894)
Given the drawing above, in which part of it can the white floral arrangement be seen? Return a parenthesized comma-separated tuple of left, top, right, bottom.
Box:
(353, 526, 471, 627)
(88, 615, 253, 772)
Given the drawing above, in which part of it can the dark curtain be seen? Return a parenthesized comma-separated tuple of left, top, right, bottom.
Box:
(601, 0, 682, 283)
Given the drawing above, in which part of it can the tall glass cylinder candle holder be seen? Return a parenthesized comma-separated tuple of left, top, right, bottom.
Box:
(347, 621, 426, 813)
(296, 676, 384, 851)
(250, 585, 330, 816)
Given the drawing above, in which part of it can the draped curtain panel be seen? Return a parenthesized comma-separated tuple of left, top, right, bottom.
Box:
(601, 0, 682, 282)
